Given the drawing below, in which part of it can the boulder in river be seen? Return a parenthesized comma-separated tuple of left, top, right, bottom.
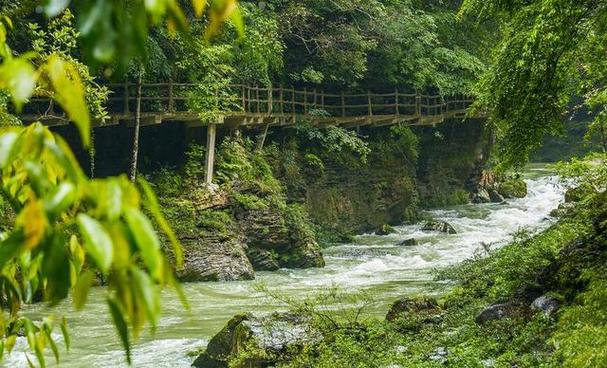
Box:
(386, 296, 440, 321)
(398, 238, 418, 246)
(421, 220, 457, 234)
(192, 312, 321, 368)
(549, 202, 576, 218)
(471, 188, 491, 204)
(488, 189, 505, 203)
(375, 224, 396, 236)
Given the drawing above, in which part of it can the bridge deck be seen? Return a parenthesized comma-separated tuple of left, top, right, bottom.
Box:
(21, 83, 473, 129)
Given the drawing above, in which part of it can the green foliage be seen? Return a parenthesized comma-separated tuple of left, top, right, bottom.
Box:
(295, 124, 370, 162)
(460, 0, 607, 168)
(556, 153, 607, 193)
(28, 10, 109, 122)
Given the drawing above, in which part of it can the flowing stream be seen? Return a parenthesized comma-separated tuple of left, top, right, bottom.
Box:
(5, 165, 563, 367)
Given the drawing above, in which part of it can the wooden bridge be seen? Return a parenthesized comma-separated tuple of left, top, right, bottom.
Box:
(21, 83, 474, 183)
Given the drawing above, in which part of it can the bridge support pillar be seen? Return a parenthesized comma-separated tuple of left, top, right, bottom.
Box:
(204, 123, 217, 185)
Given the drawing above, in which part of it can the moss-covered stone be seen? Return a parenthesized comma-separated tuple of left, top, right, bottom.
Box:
(497, 175, 528, 198)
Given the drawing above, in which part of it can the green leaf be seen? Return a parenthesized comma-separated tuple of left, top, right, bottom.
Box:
(0, 57, 37, 110)
(76, 214, 114, 273)
(44, 182, 76, 217)
(131, 267, 161, 329)
(72, 270, 94, 310)
(43, 0, 71, 17)
(0, 131, 21, 168)
(43, 327, 60, 365)
(124, 208, 162, 280)
(0, 230, 25, 269)
(138, 178, 183, 267)
(192, 0, 208, 17)
(107, 297, 131, 365)
(41, 234, 71, 303)
(60, 317, 70, 351)
(45, 54, 90, 146)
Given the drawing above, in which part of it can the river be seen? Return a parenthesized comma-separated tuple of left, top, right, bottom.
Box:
(4, 165, 563, 367)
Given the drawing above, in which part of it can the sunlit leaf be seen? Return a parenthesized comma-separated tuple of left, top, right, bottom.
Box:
(76, 214, 114, 273)
(44, 54, 90, 146)
(44, 182, 76, 217)
(72, 270, 94, 310)
(0, 230, 25, 269)
(138, 178, 183, 268)
(0, 58, 37, 110)
(18, 200, 48, 250)
(43, 327, 60, 365)
(0, 131, 21, 168)
(60, 318, 70, 351)
(131, 267, 161, 329)
(108, 297, 131, 365)
(192, 0, 208, 17)
(124, 208, 162, 280)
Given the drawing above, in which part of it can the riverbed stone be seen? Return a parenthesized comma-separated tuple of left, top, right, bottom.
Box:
(488, 189, 505, 203)
(192, 312, 321, 368)
(471, 188, 491, 203)
(386, 296, 440, 321)
(398, 238, 418, 246)
(376, 224, 397, 236)
(475, 303, 519, 324)
(531, 295, 560, 317)
(421, 220, 457, 234)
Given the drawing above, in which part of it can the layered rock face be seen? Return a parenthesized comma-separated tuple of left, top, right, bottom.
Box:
(154, 138, 324, 282)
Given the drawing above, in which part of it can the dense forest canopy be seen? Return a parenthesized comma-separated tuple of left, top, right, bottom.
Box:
(0, 0, 606, 366)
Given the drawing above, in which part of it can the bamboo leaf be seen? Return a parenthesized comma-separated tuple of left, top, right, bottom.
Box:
(76, 214, 114, 273)
(124, 208, 162, 280)
(60, 317, 70, 351)
(72, 270, 94, 310)
(131, 267, 161, 329)
(44, 54, 90, 146)
(192, 0, 208, 17)
(138, 178, 183, 267)
(107, 297, 131, 365)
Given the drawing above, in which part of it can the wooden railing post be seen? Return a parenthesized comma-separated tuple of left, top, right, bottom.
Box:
(279, 86, 284, 114)
(256, 88, 260, 113)
(394, 88, 399, 116)
(313, 89, 317, 109)
(415, 90, 421, 117)
(241, 86, 246, 112)
(320, 90, 325, 111)
(247, 87, 252, 113)
(268, 86, 273, 115)
(291, 89, 296, 116)
(367, 91, 373, 116)
(123, 82, 130, 114)
(341, 91, 346, 117)
(167, 78, 174, 112)
(303, 87, 308, 114)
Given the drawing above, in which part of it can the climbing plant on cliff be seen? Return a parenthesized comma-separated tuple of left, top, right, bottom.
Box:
(460, 0, 607, 168)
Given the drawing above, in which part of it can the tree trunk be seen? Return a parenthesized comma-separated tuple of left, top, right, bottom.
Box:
(129, 73, 143, 182)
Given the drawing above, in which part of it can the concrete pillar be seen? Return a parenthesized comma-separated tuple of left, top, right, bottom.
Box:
(204, 123, 217, 185)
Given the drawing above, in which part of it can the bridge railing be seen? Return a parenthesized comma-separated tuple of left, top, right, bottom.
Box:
(21, 82, 474, 121)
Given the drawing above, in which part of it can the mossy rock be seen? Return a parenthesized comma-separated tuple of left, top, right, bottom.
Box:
(375, 224, 396, 236)
(564, 183, 596, 203)
(497, 177, 528, 198)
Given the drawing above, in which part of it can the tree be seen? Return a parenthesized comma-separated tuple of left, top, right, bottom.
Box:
(0, 0, 240, 365)
(460, 0, 607, 168)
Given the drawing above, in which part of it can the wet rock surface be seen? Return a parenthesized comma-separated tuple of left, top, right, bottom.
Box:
(475, 303, 520, 324)
(531, 295, 560, 317)
(398, 238, 418, 246)
(193, 312, 321, 368)
(386, 297, 440, 321)
(422, 220, 457, 234)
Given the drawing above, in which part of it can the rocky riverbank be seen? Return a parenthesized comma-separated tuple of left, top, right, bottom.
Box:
(192, 183, 607, 367)
(152, 119, 510, 281)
